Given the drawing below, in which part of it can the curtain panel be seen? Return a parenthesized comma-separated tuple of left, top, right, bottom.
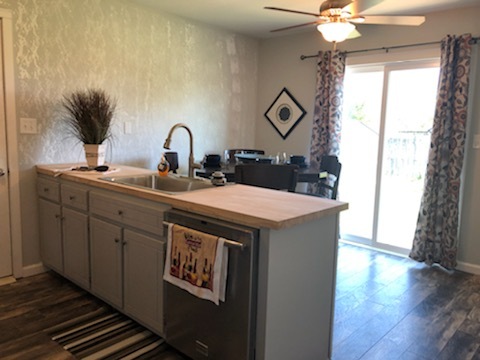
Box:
(309, 50, 346, 168)
(409, 34, 473, 269)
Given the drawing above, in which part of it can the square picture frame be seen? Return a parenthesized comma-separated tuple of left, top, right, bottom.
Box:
(264, 87, 307, 140)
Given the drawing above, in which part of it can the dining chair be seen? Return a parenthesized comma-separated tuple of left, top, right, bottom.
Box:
(235, 164, 299, 192)
(316, 155, 342, 200)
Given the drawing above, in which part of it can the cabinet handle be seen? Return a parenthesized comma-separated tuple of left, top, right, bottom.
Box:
(117, 210, 123, 216)
(122, 240, 127, 246)
(114, 238, 120, 243)
(69, 195, 75, 200)
(44, 187, 49, 192)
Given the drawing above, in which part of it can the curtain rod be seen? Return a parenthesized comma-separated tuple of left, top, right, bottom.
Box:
(300, 36, 479, 60)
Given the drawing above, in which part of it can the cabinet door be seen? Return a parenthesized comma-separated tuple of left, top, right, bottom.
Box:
(62, 207, 89, 289)
(124, 229, 165, 334)
(90, 217, 123, 308)
(38, 198, 63, 273)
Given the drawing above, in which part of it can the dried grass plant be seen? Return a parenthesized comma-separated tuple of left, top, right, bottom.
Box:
(62, 89, 116, 144)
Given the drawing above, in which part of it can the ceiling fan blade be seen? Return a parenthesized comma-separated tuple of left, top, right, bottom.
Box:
(347, 28, 362, 39)
(362, 15, 425, 26)
(270, 21, 320, 33)
(348, 15, 365, 24)
(264, 7, 319, 18)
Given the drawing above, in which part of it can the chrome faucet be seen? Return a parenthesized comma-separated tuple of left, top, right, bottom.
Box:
(163, 123, 201, 178)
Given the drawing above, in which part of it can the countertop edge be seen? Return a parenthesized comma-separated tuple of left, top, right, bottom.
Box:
(36, 164, 348, 230)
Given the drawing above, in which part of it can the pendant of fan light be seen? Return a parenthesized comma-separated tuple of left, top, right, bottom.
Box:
(316, 7, 362, 43)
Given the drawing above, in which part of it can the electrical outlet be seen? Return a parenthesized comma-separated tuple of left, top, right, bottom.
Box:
(20, 118, 37, 134)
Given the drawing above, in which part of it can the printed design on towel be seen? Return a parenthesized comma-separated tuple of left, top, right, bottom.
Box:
(164, 223, 228, 305)
(169, 225, 218, 291)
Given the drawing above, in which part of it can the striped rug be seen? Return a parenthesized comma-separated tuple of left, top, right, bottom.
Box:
(47, 308, 186, 360)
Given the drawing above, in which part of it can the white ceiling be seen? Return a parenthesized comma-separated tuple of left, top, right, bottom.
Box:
(129, 0, 480, 38)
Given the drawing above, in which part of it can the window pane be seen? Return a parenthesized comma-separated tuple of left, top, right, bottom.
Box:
(377, 67, 439, 249)
(339, 69, 383, 240)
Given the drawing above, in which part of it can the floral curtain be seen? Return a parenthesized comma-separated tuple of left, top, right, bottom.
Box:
(309, 50, 346, 166)
(308, 50, 346, 194)
(409, 34, 473, 269)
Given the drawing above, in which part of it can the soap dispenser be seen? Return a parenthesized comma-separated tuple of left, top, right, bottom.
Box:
(157, 153, 170, 176)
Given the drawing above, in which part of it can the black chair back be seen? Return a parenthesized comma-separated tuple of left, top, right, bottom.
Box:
(318, 155, 342, 199)
(235, 164, 299, 192)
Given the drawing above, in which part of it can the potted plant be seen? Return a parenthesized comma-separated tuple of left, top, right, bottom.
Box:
(62, 88, 116, 167)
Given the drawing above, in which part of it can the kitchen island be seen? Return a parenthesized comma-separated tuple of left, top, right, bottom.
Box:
(36, 163, 348, 360)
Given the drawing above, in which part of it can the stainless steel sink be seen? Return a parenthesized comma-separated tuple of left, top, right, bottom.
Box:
(100, 174, 214, 194)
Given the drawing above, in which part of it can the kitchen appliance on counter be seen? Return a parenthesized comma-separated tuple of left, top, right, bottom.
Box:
(164, 209, 259, 360)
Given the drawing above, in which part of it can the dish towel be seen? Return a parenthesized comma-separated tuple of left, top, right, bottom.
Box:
(163, 223, 228, 305)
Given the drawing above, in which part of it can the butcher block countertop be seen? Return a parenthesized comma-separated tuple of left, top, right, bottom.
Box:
(37, 163, 348, 230)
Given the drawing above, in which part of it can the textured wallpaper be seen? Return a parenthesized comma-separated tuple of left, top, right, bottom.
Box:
(0, 0, 258, 265)
(10, 0, 258, 169)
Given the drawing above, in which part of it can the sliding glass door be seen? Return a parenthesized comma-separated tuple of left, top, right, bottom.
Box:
(339, 60, 439, 254)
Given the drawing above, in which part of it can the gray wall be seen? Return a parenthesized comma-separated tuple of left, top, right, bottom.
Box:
(256, 6, 480, 269)
(1, 0, 258, 268)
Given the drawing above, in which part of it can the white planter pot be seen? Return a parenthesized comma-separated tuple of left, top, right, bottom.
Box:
(84, 144, 107, 167)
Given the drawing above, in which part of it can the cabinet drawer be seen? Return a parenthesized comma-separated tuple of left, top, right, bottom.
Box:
(90, 191, 169, 235)
(37, 177, 60, 202)
(61, 184, 88, 211)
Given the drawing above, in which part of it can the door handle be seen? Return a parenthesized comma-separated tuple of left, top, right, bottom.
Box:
(0, 168, 5, 177)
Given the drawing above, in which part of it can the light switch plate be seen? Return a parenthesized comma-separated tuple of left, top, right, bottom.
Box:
(474, 134, 480, 149)
(20, 117, 37, 134)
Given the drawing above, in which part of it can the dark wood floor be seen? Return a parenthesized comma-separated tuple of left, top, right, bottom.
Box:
(334, 242, 480, 360)
(0, 271, 104, 359)
(1, 242, 480, 359)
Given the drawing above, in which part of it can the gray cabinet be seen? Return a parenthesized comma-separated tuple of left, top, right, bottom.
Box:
(62, 208, 89, 288)
(89, 190, 169, 334)
(61, 184, 89, 288)
(90, 217, 123, 308)
(38, 176, 170, 336)
(38, 176, 90, 288)
(124, 229, 164, 332)
(38, 197, 63, 274)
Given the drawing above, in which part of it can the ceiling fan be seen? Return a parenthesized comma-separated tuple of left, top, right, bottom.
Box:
(265, 0, 425, 43)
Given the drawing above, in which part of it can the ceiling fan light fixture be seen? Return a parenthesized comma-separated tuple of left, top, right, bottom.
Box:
(317, 21, 355, 42)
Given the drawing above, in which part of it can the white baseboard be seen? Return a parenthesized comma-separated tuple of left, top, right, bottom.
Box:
(456, 261, 480, 275)
(22, 262, 48, 277)
(0, 276, 16, 287)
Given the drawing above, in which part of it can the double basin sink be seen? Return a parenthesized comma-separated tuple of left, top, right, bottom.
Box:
(101, 174, 214, 194)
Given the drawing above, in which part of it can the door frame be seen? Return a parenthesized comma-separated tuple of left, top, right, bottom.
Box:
(0, 9, 22, 278)
(340, 48, 441, 256)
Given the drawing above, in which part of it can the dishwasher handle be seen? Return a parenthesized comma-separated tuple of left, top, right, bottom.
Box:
(163, 221, 247, 250)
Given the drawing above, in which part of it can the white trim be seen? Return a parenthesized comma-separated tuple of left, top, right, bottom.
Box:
(0, 9, 23, 278)
(22, 263, 48, 278)
(342, 240, 480, 276)
(0, 276, 16, 286)
(456, 261, 480, 276)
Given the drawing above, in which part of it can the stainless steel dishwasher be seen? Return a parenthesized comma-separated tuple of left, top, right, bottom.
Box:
(164, 209, 259, 360)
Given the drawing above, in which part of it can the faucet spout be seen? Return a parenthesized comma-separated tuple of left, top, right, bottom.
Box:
(163, 123, 201, 178)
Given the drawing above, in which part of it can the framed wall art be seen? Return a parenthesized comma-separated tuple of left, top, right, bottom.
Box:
(264, 87, 307, 140)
